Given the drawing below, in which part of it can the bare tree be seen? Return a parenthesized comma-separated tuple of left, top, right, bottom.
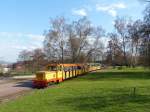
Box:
(107, 33, 123, 66)
(66, 23, 80, 62)
(138, 0, 150, 2)
(32, 48, 46, 71)
(66, 18, 105, 63)
(44, 17, 67, 63)
(127, 20, 143, 67)
(85, 26, 105, 62)
(66, 17, 93, 62)
(18, 50, 33, 73)
(72, 17, 93, 62)
(114, 17, 131, 66)
(18, 50, 32, 62)
(139, 4, 150, 66)
(44, 17, 105, 63)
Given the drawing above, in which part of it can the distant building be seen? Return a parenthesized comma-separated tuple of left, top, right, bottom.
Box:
(11, 60, 49, 72)
(0, 64, 11, 74)
(11, 61, 26, 72)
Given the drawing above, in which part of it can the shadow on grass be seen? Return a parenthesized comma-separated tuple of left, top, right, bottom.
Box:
(57, 91, 150, 111)
(78, 71, 150, 81)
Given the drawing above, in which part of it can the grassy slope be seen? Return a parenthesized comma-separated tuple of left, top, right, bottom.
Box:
(0, 67, 150, 112)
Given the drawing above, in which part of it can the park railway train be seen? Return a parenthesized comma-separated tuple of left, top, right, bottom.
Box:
(33, 63, 101, 88)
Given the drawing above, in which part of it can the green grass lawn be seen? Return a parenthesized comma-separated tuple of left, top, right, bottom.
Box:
(0, 67, 150, 112)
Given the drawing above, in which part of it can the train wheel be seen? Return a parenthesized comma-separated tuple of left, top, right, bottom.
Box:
(56, 80, 59, 84)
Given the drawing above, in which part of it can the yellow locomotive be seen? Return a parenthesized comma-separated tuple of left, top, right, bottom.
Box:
(33, 63, 100, 88)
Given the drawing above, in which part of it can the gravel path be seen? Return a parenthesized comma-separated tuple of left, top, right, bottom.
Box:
(0, 77, 34, 103)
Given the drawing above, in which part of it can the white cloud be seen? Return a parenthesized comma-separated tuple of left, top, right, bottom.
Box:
(26, 34, 44, 42)
(12, 45, 28, 50)
(96, 2, 126, 17)
(0, 32, 44, 41)
(72, 8, 87, 16)
(12, 45, 41, 51)
(108, 9, 117, 17)
(113, 3, 126, 9)
(112, 20, 115, 25)
(0, 32, 44, 62)
(0, 32, 23, 38)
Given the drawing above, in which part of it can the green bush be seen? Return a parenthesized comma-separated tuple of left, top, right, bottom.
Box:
(118, 66, 123, 70)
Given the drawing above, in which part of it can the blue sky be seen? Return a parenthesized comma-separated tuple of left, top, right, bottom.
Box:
(0, 0, 146, 62)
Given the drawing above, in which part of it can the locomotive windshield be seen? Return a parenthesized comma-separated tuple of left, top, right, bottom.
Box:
(47, 66, 57, 71)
